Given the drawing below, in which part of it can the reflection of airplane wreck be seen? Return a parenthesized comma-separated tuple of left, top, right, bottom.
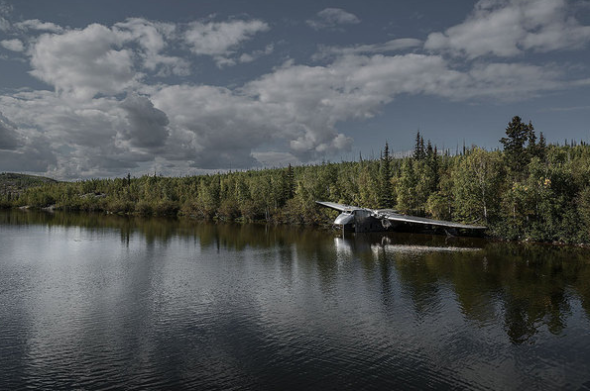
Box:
(316, 201, 486, 236)
(334, 234, 482, 258)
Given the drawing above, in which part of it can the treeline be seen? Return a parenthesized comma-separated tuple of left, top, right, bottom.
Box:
(0, 172, 57, 196)
(2, 116, 590, 244)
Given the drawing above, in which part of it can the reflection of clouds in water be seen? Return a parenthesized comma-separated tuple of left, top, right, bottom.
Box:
(3, 213, 590, 390)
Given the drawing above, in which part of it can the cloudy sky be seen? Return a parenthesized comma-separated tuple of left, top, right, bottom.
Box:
(0, 0, 589, 179)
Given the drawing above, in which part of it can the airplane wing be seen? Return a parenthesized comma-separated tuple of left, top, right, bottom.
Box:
(379, 211, 486, 230)
(315, 201, 486, 230)
(315, 201, 362, 212)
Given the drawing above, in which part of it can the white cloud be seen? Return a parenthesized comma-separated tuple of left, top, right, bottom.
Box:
(463, 62, 565, 99)
(0, 109, 56, 172)
(2, 47, 585, 178)
(0, 91, 147, 177)
(239, 43, 274, 63)
(1, 38, 24, 52)
(425, 0, 590, 58)
(114, 18, 190, 77)
(1, 7, 589, 179)
(151, 84, 273, 168)
(307, 8, 360, 31)
(313, 38, 422, 60)
(0, 1, 12, 31)
(29, 23, 137, 100)
(15, 19, 64, 33)
(120, 93, 169, 149)
(0, 16, 8, 31)
(184, 19, 269, 67)
(0, 111, 21, 150)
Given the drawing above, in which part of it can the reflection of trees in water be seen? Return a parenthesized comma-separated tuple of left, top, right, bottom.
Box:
(420, 242, 588, 344)
(1, 210, 331, 251)
(575, 266, 590, 319)
(5, 209, 590, 344)
(395, 253, 443, 317)
(338, 232, 590, 345)
(489, 245, 579, 344)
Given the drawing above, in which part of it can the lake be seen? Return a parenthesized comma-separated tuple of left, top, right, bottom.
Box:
(1, 210, 590, 390)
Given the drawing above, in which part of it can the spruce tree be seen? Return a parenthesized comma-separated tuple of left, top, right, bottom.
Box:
(537, 132, 547, 161)
(379, 142, 393, 208)
(414, 131, 426, 160)
(500, 116, 531, 173)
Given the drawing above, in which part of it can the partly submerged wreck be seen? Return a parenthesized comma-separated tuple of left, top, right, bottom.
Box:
(316, 201, 486, 235)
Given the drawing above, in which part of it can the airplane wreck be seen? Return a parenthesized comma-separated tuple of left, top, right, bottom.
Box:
(316, 201, 487, 236)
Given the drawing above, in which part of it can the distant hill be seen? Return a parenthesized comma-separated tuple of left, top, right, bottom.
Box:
(0, 173, 57, 196)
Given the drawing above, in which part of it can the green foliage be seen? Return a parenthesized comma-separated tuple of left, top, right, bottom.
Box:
(413, 131, 426, 160)
(396, 159, 418, 213)
(379, 142, 394, 208)
(3, 117, 590, 244)
(500, 116, 540, 176)
(452, 148, 504, 224)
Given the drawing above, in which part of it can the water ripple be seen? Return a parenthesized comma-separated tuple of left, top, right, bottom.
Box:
(2, 221, 590, 390)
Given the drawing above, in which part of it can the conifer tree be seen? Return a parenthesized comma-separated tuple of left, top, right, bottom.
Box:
(538, 132, 547, 158)
(279, 164, 295, 204)
(500, 116, 532, 173)
(426, 140, 440, 192)
(414, 131, 426, 160)
(426, 140, 434, 159)
(379, 142, 394, 208)
(397, 159, 418, 212)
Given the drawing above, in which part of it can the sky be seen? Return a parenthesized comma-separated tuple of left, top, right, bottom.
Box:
(0, 0, 589, 179)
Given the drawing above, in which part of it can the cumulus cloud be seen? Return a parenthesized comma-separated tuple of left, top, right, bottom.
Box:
(120, 93, 169, 149)
(151, 53, 492, 167)
(246, 54, 461, 137)
(29, 23, 137, 100)
(151, 84, 272, 168)
(2, 46, 585, 178)
(425, 0, 590, 58)
(0, 6, 589, 179)
(114, 18, 190, 77)
(307, 8, 360, 31)
(0, 112, 21, 150)
(0, 38, 24, 52)
(184, 19, 269, 67)
(0, 110, 56, 172)
(0, 91, 143, 177)
(0, 137, 57, 172)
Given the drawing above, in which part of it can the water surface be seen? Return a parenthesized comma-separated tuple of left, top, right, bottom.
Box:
(1, 210, 590, 390)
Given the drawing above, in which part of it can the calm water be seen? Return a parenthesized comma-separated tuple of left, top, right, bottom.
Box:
(1, 210, 590, 390)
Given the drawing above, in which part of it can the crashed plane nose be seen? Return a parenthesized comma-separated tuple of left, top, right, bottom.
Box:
(334, 212, 354, 226)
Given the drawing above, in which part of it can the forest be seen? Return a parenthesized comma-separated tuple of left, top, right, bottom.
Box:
(2, 116, 590, 245)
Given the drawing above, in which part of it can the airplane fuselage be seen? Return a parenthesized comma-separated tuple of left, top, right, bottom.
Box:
(334, 209, 389, 233)
(317, 201, 487, 235)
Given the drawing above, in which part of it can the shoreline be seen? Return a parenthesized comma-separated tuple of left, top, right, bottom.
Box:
(3, 206, 589, 249)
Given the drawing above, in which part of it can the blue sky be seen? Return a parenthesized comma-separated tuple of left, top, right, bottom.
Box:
(0, 0, 589, 179)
